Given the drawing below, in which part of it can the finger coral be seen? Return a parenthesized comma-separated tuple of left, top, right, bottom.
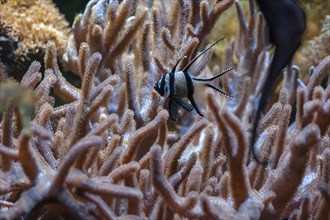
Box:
(299, 15, 330, 78)
(0, 0, 329, 219)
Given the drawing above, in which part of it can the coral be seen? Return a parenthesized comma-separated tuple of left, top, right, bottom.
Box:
(1, 0, 329, 219)
(0, 0, 70, 78)
(299, 15, 330, 76)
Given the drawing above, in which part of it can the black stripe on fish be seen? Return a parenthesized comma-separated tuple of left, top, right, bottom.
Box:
(169, 71, 175, 96)
(183, 71, 204, 116)
(160, 76, 166, 96)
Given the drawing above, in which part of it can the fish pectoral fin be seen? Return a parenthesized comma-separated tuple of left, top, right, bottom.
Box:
(173, 97, 193, 112)
(188, 95, 204, 117)
(169, 98, 179, 121)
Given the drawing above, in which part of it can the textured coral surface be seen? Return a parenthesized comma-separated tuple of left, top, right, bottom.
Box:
(0, 0, 329, 220)
(0, 0, 69, 56)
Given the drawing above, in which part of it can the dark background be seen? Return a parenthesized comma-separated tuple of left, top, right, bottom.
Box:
(53, 0, 88, 25)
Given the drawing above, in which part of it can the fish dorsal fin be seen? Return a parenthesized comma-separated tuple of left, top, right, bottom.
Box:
(171, 56, 186, 73)
(182, 37, 225, 73)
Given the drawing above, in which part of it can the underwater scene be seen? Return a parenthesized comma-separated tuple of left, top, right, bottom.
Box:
(0, 0, 329, 219)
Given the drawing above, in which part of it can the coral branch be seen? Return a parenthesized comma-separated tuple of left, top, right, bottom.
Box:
(150, 145, 198, 216)
(18, 133, 40, 182)
(207, 92, 252, 208)
(67, 173, 143, 201)
(124, 58, 144, 127)
(67, 53, 102, 148)
(53, 136, 103, 188)
(120, 110, 168, 164)
(261, 124, 321, 219)
(1, 102, 14, 171)
(307, 56, 330, 99)
(0, 144, 18, 159)
(165, 119, 208, 177)
(45, 41, 81, 102)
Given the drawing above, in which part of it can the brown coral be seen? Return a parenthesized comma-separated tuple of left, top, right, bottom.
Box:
(299, 15, 330, 77)
(1, 0, 329, 219)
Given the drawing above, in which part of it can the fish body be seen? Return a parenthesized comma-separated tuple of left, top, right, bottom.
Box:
(171, 71, 189, 98)
(155, 71, 188, 98)
(154, 38, 232, 120)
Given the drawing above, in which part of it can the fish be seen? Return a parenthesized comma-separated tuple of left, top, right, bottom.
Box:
(154, 38, 233, 121)
(252, 0, 306, 165)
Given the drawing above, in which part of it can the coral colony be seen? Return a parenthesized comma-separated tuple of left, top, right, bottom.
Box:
(0, 0, 329, 219)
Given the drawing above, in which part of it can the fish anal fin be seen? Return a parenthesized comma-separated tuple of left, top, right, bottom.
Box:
(188, 95, 204, 117)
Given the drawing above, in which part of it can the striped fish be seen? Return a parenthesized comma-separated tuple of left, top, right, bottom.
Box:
(154, 38, 233, 120)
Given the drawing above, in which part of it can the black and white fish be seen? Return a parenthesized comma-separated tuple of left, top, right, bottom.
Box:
(154, 38, 233, 121)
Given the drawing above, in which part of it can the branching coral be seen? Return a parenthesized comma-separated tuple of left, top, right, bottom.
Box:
(299, 15, 330, 75)
(1, 0, 329, 219)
